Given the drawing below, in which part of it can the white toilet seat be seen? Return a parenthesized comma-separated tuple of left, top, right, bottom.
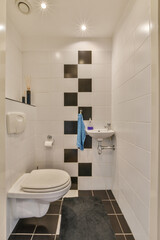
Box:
(22, 179, 71, 193)
(21, 169, 70, 193)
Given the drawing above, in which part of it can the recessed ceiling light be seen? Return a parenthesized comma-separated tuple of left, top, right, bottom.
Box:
(41, 2, 47, 9)
(81, 24, 87, 31)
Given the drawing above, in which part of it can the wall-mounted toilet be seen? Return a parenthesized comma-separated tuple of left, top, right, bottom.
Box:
(8, 169, 71, 219)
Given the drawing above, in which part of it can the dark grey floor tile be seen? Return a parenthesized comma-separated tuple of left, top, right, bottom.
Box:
(107, 190, 115, 199)
(112, 201, 122, 214)
(115, 235, 125, 240)
(35, 215, 59, 234)
(8, 236, 32, 240)
(109, 215, 122, 234)
(78, 190, 92, 197)
(32, 236, 55, 240)
(12, 218, 37, 233)
(47, 201, 61, 214)
(93, 190, 108, 199)
(117, 215, 132, 233)
(102, 201, 114, 214)
(125, 235, 135, 240)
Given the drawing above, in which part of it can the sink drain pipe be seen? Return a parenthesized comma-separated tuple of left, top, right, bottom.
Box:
(97, 140, 115, 155)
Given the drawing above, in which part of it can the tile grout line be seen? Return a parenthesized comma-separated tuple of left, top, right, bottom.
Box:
(59, 199, 63, 214)
(108, 213, 123, 216)
(46, 214, 60, 216)
(105, 189, 126, 238)
(11, 233, 33, 235)
(106, 190, 132, 239)
(30, 225, 37, 240)
(109, 194, 126, 239)
(105, 189, 110, 199)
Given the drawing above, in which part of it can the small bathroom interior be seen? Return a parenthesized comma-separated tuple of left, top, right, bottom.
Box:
(0, 0, 156, 239)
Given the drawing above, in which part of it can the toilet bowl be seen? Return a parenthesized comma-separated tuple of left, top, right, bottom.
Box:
(8, 169, 71, 218)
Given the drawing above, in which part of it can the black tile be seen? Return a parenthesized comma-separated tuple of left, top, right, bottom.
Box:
(71, 177, 78, 190)
(12, 218, 37, 234)
(84, 135, 92, 148)
(103, 201, 114, 214)
(35, 215, 59, 234)
(117, 215, 132, 234)
(64, 93, 77, 106)
(32, 236, 55, 240)
(78, 190, 92, 197)
(78, 107, 92, 120)
(78, 79, 92, 92)
(64, 149, 78, 162)
(115, 235, 125, 240)
(64, 65, 78, 78)
(8, 236, 32, 240)
(125, 235, 135, 240)
(107, 190, 115, 199)
(112, 201, 122, 214)
(78, 163, 92, 176)
(64, 121, 77, 134)
(109, 215, 122, 234)
(93, 190, 108, 199)
(47, 200, 61, 214)
(78, 51, 92, 64)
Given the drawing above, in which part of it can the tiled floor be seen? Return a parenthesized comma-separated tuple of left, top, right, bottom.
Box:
(8, 190, 135, 240)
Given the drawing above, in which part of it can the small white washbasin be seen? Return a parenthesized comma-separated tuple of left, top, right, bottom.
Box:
(86, 129, 114, 140)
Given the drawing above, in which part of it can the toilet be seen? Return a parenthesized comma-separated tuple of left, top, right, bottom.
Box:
(8, 169, 71, 219)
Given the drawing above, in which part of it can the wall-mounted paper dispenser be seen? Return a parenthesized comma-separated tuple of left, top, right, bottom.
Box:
(6, 112, 26, 134)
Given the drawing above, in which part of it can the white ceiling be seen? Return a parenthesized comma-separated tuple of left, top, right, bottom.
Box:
(7, 0, 129, 38)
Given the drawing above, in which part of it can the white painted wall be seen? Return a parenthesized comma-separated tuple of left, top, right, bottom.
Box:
(6, 99, 36, 238)
(112, 1, 151, 240)
(6, 19, 23, 101)
(22, 37, 113, 190)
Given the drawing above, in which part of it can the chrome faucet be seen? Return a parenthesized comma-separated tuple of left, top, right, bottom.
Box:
(104, 123, 111, 130)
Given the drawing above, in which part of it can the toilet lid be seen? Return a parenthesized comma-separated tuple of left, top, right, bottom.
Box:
(21, 169, 70, 191)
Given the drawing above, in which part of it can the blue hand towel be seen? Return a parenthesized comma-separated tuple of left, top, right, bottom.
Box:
(77, 113, 86, 151)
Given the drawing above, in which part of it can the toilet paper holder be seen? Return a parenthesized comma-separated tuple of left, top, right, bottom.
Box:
(47, 135, 53, 140)
(44, 135, 55, 148)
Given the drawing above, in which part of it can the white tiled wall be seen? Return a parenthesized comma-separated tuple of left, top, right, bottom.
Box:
(6, 19, 23, 101)
(22, 38, 113, 190)
(112, 1, 151, 240)
(6, 99, 36, 237)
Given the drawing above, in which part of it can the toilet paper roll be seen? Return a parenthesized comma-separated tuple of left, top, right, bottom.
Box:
(44, 141, 53, 147)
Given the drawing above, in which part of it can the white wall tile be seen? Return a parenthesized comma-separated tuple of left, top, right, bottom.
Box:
(78, 149, 93, 163)
(63, 163, 78, 176)
(92, 64, 107, 78)
(92, 92, 106, 106)
(92, 78, 107, 92)
(78, 65, 92, 78)
(78, 177, 93, 190)
(112, 1, 151, 239)
(63, 78, 78, 92)
(63, 51, 78, 64)
(63, 107, 78, 120)
(78, 93, 92, 106)
(63, 135, 77, 149)
(134, 37, 151, 74)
